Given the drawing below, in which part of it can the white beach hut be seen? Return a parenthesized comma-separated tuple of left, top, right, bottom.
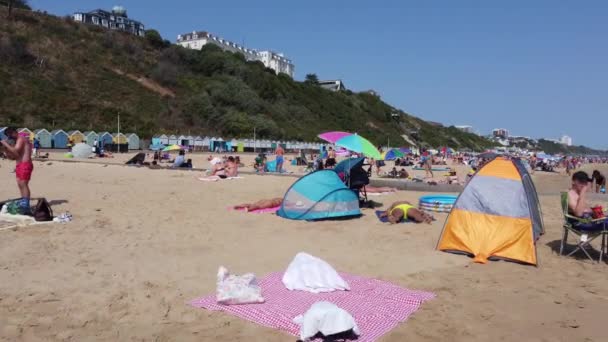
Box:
(158, 134, 169, 145)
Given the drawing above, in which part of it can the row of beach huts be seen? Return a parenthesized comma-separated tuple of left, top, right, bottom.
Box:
(151, 134, 325, 152)
(0, 127, 327, 152)
(0, 128, 140, 150)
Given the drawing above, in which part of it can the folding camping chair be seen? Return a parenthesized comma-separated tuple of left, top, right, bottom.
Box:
(348, 164, 370, 204)
(559, 192, 607, 263)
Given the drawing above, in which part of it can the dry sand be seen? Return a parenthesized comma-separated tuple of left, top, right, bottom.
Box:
(0, 156, 607, 341)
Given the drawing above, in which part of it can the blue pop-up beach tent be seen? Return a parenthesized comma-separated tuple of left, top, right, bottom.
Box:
(277, 170, 361, 221)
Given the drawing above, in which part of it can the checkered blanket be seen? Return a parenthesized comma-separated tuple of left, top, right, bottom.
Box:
(190, 272, 434, 341)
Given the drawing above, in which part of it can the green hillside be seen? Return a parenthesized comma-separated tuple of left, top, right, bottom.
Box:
(0, 8, 495, 150)
(536, 139, 607, 156)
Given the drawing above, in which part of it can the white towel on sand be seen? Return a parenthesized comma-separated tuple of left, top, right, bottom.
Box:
(282, 253, 349, 293)
(293, 301, 360, 341)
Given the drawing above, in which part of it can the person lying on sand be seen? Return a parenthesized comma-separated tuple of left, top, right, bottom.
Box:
(366, 186, 398, 193)
(233, 198, 283, 212)
(200, 157, 239, 181)
(379, 201, 434, 224)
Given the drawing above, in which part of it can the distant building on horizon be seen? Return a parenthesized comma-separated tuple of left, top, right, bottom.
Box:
(318, 80, 346, 92)
(176, 31, 294, 77)
(455, 125, 473, 133)
(72, 6, 145, 37)
(561, 135, 573, 146)
(492, 128, 509, 139)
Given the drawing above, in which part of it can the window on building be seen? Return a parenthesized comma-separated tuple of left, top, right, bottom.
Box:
(92, 16, 99, 25)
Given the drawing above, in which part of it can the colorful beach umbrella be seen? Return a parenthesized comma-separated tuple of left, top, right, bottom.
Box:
(382, 148, 405, 160)
(335, 134, 381, 160)
(162, 144, 182, 152)
(318, 131, 352, 144)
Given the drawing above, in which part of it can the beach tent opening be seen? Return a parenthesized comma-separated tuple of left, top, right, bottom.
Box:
(436, 157, 543, 266)
(277, 170, 361, 221)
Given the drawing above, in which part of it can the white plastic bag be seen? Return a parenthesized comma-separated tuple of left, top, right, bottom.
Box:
(294, 301, 360, 341)
(216, 266, 265, 305)
(282, 252, 349, 293)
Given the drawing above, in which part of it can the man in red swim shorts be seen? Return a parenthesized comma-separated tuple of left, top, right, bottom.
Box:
(1, 127, 33, 214)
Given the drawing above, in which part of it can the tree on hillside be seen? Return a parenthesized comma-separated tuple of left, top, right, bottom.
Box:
(2, 0, 30, 17)
(145, 29, 167, 49)
(304, 73, 319, 84)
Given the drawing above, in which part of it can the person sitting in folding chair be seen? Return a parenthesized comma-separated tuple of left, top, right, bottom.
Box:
(561, 171, 607, 262)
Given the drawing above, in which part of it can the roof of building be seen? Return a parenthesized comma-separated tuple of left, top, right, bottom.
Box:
(83, 131, 97, 136)
(51, 129, 67, 135)
(75, 8, 143, 25)
(67, 130, 83, 135)
(34, 129, 50, 134)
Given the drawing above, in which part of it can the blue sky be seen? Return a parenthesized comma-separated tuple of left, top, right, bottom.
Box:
(31, 1, 608, 149)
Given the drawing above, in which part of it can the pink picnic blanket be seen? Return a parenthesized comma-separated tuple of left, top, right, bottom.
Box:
(190, 272, 434, 341)
(229, 206, 281, 214)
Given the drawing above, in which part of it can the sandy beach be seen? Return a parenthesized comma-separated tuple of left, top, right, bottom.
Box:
(1, 155, 607, 341)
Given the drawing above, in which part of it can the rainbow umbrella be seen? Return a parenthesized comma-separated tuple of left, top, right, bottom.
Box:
(318, 131, 352, 144)
(335, 134, 381, 160)
(382, 148, 405, 160)
(162, 144, 182, 152)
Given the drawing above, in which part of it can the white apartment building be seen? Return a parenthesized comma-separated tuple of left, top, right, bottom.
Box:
(560, 135, 572, 146)
(176, 31, 294, 78)
(492, 128, 509, 139)
(455, 125, 473, 133)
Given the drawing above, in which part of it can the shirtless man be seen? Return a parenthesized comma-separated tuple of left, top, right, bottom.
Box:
(568, 171, 594, 217)
(1, 127, 33, 214)
(325, 147, 337, 168)
(275, 145, 285, 173)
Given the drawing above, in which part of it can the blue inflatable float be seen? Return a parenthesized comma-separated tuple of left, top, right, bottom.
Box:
(419, 194, 458, 213)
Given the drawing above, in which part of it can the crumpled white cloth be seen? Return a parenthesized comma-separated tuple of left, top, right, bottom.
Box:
(282, 253, 349, 293)
(216, 266, 265, 305)
(293, 301, 360, 341)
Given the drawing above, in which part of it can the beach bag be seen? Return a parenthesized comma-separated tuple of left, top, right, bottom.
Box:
(591, 206, 605, 220)
(33, 198, 53, 222)
(216, 266, 264, 305)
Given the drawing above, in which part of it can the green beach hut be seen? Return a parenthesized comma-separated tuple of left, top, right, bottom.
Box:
(34, 129, 52, 148)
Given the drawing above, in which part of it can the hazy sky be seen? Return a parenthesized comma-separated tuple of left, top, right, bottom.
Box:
(31, 0, 608, 149)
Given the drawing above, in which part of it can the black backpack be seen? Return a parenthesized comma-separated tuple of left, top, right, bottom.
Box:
(33, 198, 53, 222)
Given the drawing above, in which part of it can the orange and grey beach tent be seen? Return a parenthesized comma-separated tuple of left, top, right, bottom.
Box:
(436, 157, 543, 266)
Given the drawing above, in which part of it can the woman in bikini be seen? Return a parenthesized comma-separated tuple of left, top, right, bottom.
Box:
(379, 200, 434, 224)
(233, 198, 283, 212)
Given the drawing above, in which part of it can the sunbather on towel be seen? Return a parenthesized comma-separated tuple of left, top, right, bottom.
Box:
(379, 201, 434, 224)
(233, 198, 283, 212)
(366, 186, 398, 193)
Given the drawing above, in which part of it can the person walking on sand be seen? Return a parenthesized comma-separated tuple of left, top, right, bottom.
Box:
(275, 144, 285, 173)
(0, 127, 33, 214)
(32, 138, 40, 158)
